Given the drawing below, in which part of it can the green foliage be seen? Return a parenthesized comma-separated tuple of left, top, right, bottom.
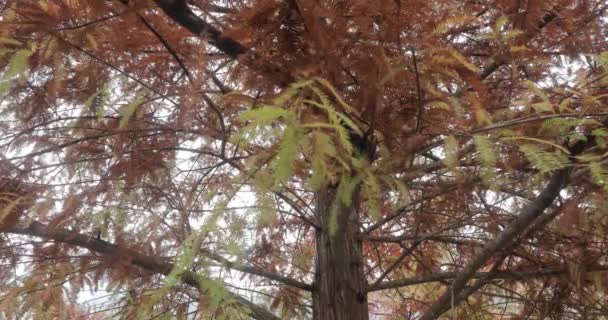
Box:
(240, 106, 292, 125)
(474, 135, 497, 167)
(494, 16, 509, 32)
(494, 128, 519, 139)
(235, 78, 364, 191)
(0, 45, 34, 97)
(0, 37, 22, 46)
(474, 135, 498, 184)
(119, 95, 146, 129)
(137, 183, 249, 319)
(310, 131, 337, 188)
(592, 128, 608, 149)
(113, 175, 249, 317)
(361, 171, 381, 220)
(541, 118, 599, 144)
(524, 80, 553, 113)
(386, 177, 411, 208)
(519, 144, 570, 173)
(272, 122, 300, 189)
(255, 188, 277, 227)
(235, 78, 406, 236)
(502, 136, 570, 154)
(328, 175, 350, 235)
(137, 229, 204, 319)
(449, 49, 479, 73)
(443, 135, 459, 171)
(542, 118, 596, 133)
(589, 161, 608, 191)
(5, 49, 33, 79)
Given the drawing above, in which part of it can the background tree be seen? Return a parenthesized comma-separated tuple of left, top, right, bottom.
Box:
(1, 0, 608, 319)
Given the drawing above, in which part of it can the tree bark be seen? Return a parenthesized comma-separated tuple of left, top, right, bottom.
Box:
(312, 187, 369, 320)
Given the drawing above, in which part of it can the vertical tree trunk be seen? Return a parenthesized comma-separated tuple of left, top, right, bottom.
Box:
(312, 187, 369, 320)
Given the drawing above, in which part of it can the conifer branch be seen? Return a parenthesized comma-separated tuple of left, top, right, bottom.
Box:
(3, 221, 280, 320)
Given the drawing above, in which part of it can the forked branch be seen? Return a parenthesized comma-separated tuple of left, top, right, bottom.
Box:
(419, 118, 608, 320)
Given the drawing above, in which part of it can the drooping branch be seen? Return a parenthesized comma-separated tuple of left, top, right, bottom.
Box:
(3, 220, 280, 320)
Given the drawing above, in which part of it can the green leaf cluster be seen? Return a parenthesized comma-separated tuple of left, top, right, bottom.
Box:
(474, 135, 498, 184)
(119, 94, 146, 129)
(234, 78, 410, 235)
(443, 135, 459, 171)
(0, 40, 35, 98)
(589, 161, 608, 191)
(518, 144, 570, 173)
(234, 78, 363, 191)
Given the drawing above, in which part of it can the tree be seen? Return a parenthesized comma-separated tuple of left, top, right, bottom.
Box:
(1, 0, 608, 319)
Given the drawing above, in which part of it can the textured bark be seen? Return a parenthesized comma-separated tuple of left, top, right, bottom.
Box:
(312, 187, 369, 320)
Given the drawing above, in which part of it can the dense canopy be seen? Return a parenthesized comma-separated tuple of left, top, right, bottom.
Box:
(1, 0, 608, 319)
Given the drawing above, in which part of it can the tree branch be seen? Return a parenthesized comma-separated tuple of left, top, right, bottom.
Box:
(420, 171, 567, 319)
(154, 0, 247, 58)
(367, 264, 608, 292)
(3, 220, 280, 320)
(200, 248, 313, 291)
(362, 234, 485, 247)
(419, 117, 608, 320)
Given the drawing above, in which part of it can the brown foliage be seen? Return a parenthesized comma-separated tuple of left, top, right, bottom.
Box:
(0, 0, 608, 319)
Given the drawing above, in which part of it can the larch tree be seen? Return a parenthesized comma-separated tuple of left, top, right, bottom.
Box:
(1, 0, 608, 319)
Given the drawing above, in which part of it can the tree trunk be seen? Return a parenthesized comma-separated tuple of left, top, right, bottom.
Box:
(312, 187, 369, 320)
